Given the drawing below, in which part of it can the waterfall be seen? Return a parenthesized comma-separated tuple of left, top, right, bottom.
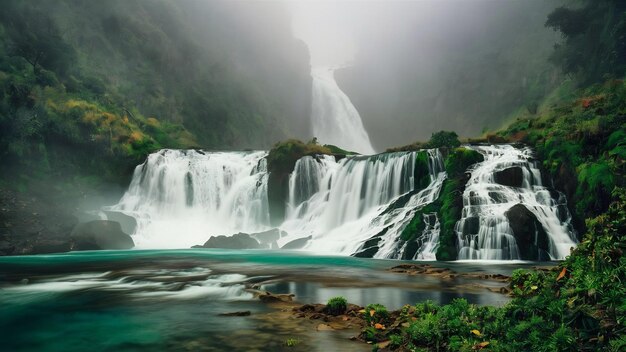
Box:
(372, 149, 446, 260)
(310, 67, 376, 154)
(109, 145, 577, 261)
(107, 149, 270, 248)
(456, 145, 578, 260)
(280, 150, 446, 258)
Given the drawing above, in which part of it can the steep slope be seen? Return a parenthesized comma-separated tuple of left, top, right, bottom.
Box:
(0, 0, 311, 183)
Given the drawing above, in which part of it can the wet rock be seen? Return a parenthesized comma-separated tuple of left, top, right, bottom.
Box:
(257, 291, 295, 303)
(103, 210, 137, 235)
(200, 233, 261, 249)
(317, 323, 334, 331)
(249, 228, 285, 249)
(31, 239, 73, 254)
(505, 204, 550, 260)
(218, 311, 251, 317)
(0, 188, 78, 255)
(493, 166, 524, 188)
(0, 240, 15, 255)
(461, 217, 480, 236)
(281, 236, 311, 249)
(70, 220, 135, 250)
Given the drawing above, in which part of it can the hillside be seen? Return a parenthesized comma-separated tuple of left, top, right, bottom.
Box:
(0, 0, 311, 191)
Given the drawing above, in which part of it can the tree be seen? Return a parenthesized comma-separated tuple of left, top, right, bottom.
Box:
(0, 2, 76, 75)
(545, 1, 626, 84)
(427, 131, 461, 149)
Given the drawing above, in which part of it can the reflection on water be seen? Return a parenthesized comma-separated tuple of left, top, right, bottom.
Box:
(261, 281, 507, 310)
(0, 249, 547, 351)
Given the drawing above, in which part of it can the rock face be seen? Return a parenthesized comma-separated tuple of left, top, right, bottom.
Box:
(505, 204, 550, 260)
(70, 220, 135, 250)
(249, 228, 286, 249)
(281, 236, 311, 249)
(200, 233, 261, 249)
(0, 188, 78, 255)
(493, 166, 524, 187)
(103, 210, 137, 235)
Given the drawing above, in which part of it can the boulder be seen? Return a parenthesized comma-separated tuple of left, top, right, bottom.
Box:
(201, 233, 261, 249)
(218, 311, 251, 317)
(493, 166, 524, 188)
(505, 204, 550, 260)
(103, 210, 137, 235)
(0, 187, 79, 255)
(249, 228, 286, 248)
(257, 291, 295, 303)
(70, 220, 135, 250)
(461, 216, 480, 236)
(281, 236, 311, 249)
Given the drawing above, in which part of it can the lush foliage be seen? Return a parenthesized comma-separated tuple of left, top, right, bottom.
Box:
(0, 0, 310, 196)
(325, 296, 348, 316)
(497, 79, 626, 231)
(364, 190, 625, 351)
(266, 139, 333, 174)
(387, 131, 462, 152)
(427, 131, 461, 149)
(546, 0, 626, 85)
(399, 148, 483, 260)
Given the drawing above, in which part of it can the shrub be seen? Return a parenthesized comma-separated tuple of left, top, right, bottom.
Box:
(325, 296, 347, 315)
(426, 131, 461, 149)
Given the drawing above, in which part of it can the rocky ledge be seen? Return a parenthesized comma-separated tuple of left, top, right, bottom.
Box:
(0, 188, 134, 255)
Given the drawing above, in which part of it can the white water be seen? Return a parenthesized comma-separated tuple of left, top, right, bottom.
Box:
(456, 145, 577, 260)
(311, 67, 376, 154)
(108, 145, 577, 261)
(280, 149, 446, 259)
(108, 149, 270, 248)
(375, 149, 446, 260)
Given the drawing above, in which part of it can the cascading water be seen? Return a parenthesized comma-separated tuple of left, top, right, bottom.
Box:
(280, 149, 446, 258)
(109, 144, 576, 261)
(107, 149, 270, 248)
(456, 145, 578, 260)
(310, 67, 376, 155)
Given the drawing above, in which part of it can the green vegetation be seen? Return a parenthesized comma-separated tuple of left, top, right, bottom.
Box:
(546, 1, 626, 85)
(493, 79, 626, 232)
(325, 296, 348, 316)
(0, 0, 310, 196)
(362, 189, 626, 351)
(427, 131, 462, 149)
(399, 148, 483, 260)
(365, 2, 626, 347)
(266, 139, 333, 175)
(284, 338, 300, 347)
(387, 131, 462, 152)
(265, 138, 335, 225)
(413, 151, 432, 191)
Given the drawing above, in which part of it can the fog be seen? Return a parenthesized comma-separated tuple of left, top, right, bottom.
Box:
(288, 0, 564, 148)
(0, 0, 568, 217)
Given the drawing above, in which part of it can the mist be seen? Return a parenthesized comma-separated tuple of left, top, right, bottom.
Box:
(290, 0, 564, 149)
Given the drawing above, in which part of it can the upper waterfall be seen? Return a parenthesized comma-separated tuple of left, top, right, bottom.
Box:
(310, 67, 376, 155)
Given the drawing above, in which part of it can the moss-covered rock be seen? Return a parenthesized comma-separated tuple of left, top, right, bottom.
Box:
(413, 151, 432, 191)
(398, 147, 484, 261)
(265, 139, 336, 225)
